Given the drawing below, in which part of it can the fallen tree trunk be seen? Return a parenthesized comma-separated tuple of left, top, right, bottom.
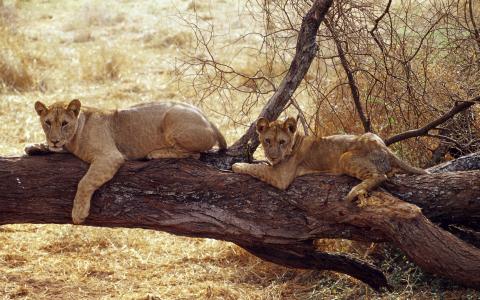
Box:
(0, 154, 479, 290)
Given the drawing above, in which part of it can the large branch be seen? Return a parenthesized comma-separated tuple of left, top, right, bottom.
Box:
(384, 97, 479, 146)
(1, 154, 480, 290)
(229, 0, 333, 156)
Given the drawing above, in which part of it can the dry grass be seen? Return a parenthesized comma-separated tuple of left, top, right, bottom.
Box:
(0, 0, 478, 299)
(0, 26, 35, 92)
(2, 224, 472, 300)
(80, 46, 128, 82)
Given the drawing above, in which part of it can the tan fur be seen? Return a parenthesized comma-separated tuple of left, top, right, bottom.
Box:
(26, 100, 227, 224)
(232, 117, 428, 201)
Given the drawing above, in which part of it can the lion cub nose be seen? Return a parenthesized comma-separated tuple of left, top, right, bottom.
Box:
(51, 139, 60, 145)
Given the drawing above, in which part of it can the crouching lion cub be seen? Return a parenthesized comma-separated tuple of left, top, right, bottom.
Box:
(26, 99, 227, 224)
(232, 117, 428, 201)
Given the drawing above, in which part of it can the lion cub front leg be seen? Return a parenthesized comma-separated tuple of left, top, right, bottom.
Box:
(72, 153, 124, 224)
(24, 143, 52, 155)
(232, 162, 295, 190)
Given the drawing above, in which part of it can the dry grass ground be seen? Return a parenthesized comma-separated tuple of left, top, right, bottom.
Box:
(0, 0, 478, 299)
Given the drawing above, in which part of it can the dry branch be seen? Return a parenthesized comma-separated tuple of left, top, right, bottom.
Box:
(1, 154, 480, 290)
(229, 0, 333, 156)
(368, 0, 393, 51)
(325, 19, 371, 133)
(385, 97, 480, 146)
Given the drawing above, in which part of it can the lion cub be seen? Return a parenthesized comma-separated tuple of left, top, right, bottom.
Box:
(232, 117, 428, 201)
(26, 99, 227, 224)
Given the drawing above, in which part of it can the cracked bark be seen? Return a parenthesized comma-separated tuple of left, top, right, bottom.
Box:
(1, 154, 479, 290)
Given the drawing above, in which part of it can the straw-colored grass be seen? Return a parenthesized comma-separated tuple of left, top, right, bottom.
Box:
(0, 27, 35, 92)
(0, 0, 478, 299)
(80, 46, 128, 82)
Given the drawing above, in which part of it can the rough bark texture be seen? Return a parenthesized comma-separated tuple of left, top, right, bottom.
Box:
(428, 151, 480, 173)
(1, 154, 479, 290)
(229, 0, 333, 156)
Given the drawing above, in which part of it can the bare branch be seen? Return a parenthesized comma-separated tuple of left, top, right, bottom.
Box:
(368, 0, 393, 51)
(288, 98, 309, 135)
(384, 96, 480, 146)
(325, 19, 372, 133)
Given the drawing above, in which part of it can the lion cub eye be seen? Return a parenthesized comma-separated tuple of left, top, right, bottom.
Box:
(45, 120, 51, 126)
(61, 121, 69, 127)
(279, 140, 286, 145)
(265, 138, 271, 145)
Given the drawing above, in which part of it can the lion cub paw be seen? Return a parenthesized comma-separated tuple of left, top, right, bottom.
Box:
(232, 162, 248, 173)
(24, 143, 50, 156)
(72, 199, 90, 225)
(345, 188, 368, 203)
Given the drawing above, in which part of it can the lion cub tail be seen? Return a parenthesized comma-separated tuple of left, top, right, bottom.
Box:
(388, 149, 430, 174)
(210, 122, 227, 150)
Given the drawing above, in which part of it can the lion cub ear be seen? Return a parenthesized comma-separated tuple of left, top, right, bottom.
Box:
(283, 117, 297, 134)
(34, 101, 48, 116)
(256, 117, 270, 134)
(67, 99, 81, 117)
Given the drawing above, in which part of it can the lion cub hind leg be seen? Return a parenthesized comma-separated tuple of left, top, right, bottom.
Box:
(339, 151, 388, 203)
(163, 107, 218, 154)
(146, 148, 200, 160)
(345, 174, 387, 204)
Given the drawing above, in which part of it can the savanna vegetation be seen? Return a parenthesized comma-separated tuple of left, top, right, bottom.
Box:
(0, 0, 479, 299)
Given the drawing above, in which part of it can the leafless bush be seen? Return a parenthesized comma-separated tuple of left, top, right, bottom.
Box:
(176, 0, 480, 165)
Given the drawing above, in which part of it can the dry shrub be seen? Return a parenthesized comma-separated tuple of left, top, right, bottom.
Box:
(0, 26, 35, 92)
(147, 31, 193, 49)
(80, 46, 127, 82)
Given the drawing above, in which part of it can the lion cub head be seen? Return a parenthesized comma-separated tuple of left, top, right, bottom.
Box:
(34, 99, 81, 152)
(256, 117, 297, 165)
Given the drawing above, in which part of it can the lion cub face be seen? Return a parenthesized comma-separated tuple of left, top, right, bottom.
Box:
(34, 99, 81, 152)
(256, 117, 297, 165)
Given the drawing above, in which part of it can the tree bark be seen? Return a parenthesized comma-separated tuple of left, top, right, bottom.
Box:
(428, 151, 480, 173)
(1, 154, 479, 290)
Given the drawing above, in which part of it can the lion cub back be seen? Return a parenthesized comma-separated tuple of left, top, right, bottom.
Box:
(110, 102, 224, 159)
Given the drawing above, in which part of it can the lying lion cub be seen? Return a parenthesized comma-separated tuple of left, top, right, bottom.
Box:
(232, 117, 428, 201)
(26, 99, 227, 224)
